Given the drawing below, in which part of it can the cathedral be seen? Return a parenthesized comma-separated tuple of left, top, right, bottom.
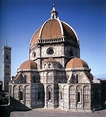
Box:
(7, 5, 103, 112)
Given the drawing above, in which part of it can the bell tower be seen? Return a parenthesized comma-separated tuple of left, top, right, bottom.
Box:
(2, 46, 11, 92)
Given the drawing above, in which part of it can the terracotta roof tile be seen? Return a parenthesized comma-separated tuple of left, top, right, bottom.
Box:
(30, 19, 78, 47)
(19, 60, 37, 69)
(66, 58, 89, 69)
(61, 22, 77, 43)
(41, 19, 62, 39)
(30, 27, 41, 47)
(44, 57, 57, 63)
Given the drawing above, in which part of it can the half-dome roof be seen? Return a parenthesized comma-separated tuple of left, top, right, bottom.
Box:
(66, 58, 89, 69)
(43, 57, 57, 63)
(30, 5, 78, 47)
(19, 60, 37, 69)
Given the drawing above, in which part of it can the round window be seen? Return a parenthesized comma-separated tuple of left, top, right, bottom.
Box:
(47, 47, 54, 55)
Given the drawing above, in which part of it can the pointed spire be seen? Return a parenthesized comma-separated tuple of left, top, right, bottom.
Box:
(50, 4, 58, 19)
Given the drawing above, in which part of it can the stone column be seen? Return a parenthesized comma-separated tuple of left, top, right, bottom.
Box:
(44, 85, 48, 108)
(67, 85, 70, 110)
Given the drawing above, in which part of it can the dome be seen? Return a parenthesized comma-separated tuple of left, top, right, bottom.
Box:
(30, 5, 78, 47)
(66, 58, 89, 69)
(19, 60, 37, 69)
(43, 57, 57, 63)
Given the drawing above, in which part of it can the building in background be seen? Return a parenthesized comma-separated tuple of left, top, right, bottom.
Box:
(7, 5, 106, 112)
(2, 46, 11, 92)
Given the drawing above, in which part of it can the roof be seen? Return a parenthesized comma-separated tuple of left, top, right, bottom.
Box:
(30, 27, 41, 47)
(66, 58, 89, 69)
(40, 19, 62, 39)
(19, 60, 37, 69)
(30, 5, 78, 47)
(43, 57, 57, 63)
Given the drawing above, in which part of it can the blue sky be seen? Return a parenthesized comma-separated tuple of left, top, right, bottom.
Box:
(0, 0, 106, 80)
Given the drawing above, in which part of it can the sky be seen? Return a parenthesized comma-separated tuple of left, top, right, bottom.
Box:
(0, 0, 106, 80)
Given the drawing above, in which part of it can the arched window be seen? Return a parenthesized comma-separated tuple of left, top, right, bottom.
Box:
(32, 51, 36, 57)
(5, 55, 9, 61)
(19, 91, 23, 100)
(77, 92, 80, 102)
(24, 75, 26, 83)
(48, 91, 51, 100)
(48, 63, 52, 68)
(84, 86, 89, 102)
(76, 74, 78, 83)
(13, 85, 17, 98)
(44, 64, 46, 68)
(76, 86, 81, 103)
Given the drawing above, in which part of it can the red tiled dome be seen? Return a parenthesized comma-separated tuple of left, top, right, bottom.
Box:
(66, 58, 89, 69)
(19, 60, 37, 69)
(30, 18, 78, 47)
(43, 57, 57, 63)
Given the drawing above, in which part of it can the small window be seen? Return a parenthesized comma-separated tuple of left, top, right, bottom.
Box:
(24, 77, 26, 83)
(77, 92, 80, 102)
(32, 51, 36, 57)
(76, 74, 78, 83)
(19, 91, 23, 100)
(44, 64, 46, 68)
(48, 91, 51, 100)
(48, 63, 52, 68)
(5, 55, 9, 61)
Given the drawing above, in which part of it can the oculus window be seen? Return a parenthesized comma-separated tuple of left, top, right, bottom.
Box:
(47, 47, 54, 55)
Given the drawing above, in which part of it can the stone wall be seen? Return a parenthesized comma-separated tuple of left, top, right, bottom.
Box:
(59, 83, 92, 112)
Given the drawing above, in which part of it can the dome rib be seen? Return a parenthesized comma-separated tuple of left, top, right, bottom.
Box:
(61, 21, 79, 42)
(30, 27, 41, 47)
(39, 19, 49, 39)
(57, 18, 64, 36)
(39, 19, 62, 39)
